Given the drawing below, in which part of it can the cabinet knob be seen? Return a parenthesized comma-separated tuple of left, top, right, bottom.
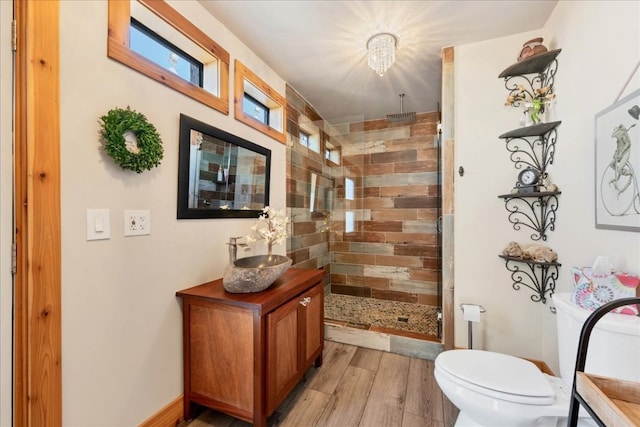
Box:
(299, 297, 311, 307)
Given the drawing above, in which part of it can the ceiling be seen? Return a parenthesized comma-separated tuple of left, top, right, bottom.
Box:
(199, 1, 558, 123)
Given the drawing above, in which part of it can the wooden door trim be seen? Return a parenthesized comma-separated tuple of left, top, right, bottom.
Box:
(13, 0, 27, 422)
(441, 46, 455, 351)
(14, 1, 62, 425)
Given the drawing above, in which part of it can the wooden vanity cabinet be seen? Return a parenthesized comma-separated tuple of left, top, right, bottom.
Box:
(176, 268, 325, 427)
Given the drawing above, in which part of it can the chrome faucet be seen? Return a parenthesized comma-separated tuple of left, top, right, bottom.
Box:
(227, 237, 248, 263)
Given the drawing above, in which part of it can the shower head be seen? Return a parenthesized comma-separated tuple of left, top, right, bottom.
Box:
(387, 93, 416, 124)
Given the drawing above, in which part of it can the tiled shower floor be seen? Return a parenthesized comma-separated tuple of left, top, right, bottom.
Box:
(324, 293, 439, 339)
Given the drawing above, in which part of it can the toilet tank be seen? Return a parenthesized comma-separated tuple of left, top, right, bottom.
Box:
(553, 292, 640, 386)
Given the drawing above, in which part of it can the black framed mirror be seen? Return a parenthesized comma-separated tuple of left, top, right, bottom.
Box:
(177, 114, 271, 219)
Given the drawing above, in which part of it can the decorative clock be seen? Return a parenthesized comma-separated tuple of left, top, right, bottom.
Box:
(515, 167, 541, 193)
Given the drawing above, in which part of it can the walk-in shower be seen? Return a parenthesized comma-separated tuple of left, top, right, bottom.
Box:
(286, 86, 442, 344)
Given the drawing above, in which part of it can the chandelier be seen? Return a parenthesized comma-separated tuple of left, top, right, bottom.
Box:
(367, 33, 397, 76)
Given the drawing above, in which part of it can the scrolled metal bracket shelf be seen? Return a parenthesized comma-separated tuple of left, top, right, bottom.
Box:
(497, 48, 563, 306)
(499, 121, 561, 175)
(498, 191, 561, 241)
(499, 49, 562, 107)
(498, 255, 561, 304)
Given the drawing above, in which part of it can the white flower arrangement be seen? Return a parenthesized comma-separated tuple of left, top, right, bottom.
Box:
(246, 206, 289, 254)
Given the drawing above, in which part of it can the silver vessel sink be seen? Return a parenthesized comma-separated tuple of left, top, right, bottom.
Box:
(223, 254, 292, 293)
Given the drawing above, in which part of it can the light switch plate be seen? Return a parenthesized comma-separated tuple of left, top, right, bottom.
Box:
(86, 209, 111, 241)
(124, 210, 151, 236)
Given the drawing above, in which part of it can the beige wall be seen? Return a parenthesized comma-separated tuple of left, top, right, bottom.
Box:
(59, 1, 287, 425)
(0, 1, 13, 424)
(539, 0, 640, 370)
(455, 29, 546, 357)
(454, 1, 640, 372)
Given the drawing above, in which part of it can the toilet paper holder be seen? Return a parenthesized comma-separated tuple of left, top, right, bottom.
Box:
(460, 303, 486, 349)
(460, 303, 486, 314)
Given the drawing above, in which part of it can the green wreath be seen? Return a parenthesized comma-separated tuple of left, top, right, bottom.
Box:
(100, 107, 164, 173)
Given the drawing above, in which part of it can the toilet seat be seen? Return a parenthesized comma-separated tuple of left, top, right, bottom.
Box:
(435, 350, 556, 405)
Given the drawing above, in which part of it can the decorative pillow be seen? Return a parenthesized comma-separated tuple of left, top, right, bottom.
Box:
(571, 267, 640, 316)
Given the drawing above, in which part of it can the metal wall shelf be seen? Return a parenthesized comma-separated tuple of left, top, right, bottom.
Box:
(497, 48, 562, 305)
(500, 49, 561, 115)
(501, 126, 560, 177)
(499, 121, 561, 139)
(498, 191, 561, 241)
(498, 255, 561, 304)
(498, 49, 562, 78)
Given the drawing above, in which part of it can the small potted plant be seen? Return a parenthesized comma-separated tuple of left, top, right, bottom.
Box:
(505, 85, 556, 126)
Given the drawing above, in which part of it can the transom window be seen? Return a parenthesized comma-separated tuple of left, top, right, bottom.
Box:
(345, 211, 355, 233)
(297, 119, 320, 153)
(107, 0, 230, 114)
(300, 131, 310, 148)
(234, 60, 286, 144)
(345, 177, 355, 201)
(325, 140, 341, 164)
(243, 94, 269, 125)
(129, 18, 203, 87)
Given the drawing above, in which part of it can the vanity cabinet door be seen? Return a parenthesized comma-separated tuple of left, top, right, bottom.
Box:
(302, 283, 323, 367)
(266, 296, 301, 413)
(265, 282, 324, 414)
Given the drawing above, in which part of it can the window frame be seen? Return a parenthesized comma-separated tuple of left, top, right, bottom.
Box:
(234, 60, 286, 144)
(107, 0, 230, 114)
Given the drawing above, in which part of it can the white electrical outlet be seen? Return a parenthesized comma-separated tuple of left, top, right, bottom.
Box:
(124, 210, 151, 236)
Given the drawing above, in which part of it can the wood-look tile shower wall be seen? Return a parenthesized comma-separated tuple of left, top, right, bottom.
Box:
(285, 85, 441, 306)
(285, 85, 332, 278)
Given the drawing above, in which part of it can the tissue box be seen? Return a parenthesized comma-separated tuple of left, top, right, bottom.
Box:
(571, 267, 640, 316)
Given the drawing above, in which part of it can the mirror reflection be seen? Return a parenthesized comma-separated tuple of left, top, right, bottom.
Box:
(177, 114, 271, 219)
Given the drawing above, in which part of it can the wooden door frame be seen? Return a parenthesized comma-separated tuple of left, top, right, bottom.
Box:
(441, 46, 455, 351)
(14, 1, 62, 425)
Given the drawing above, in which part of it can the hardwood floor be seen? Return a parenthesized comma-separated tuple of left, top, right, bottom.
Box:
(185, 341, 459, 427)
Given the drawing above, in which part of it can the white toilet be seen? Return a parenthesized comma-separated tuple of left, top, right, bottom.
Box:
(434, 293, 640, 427)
